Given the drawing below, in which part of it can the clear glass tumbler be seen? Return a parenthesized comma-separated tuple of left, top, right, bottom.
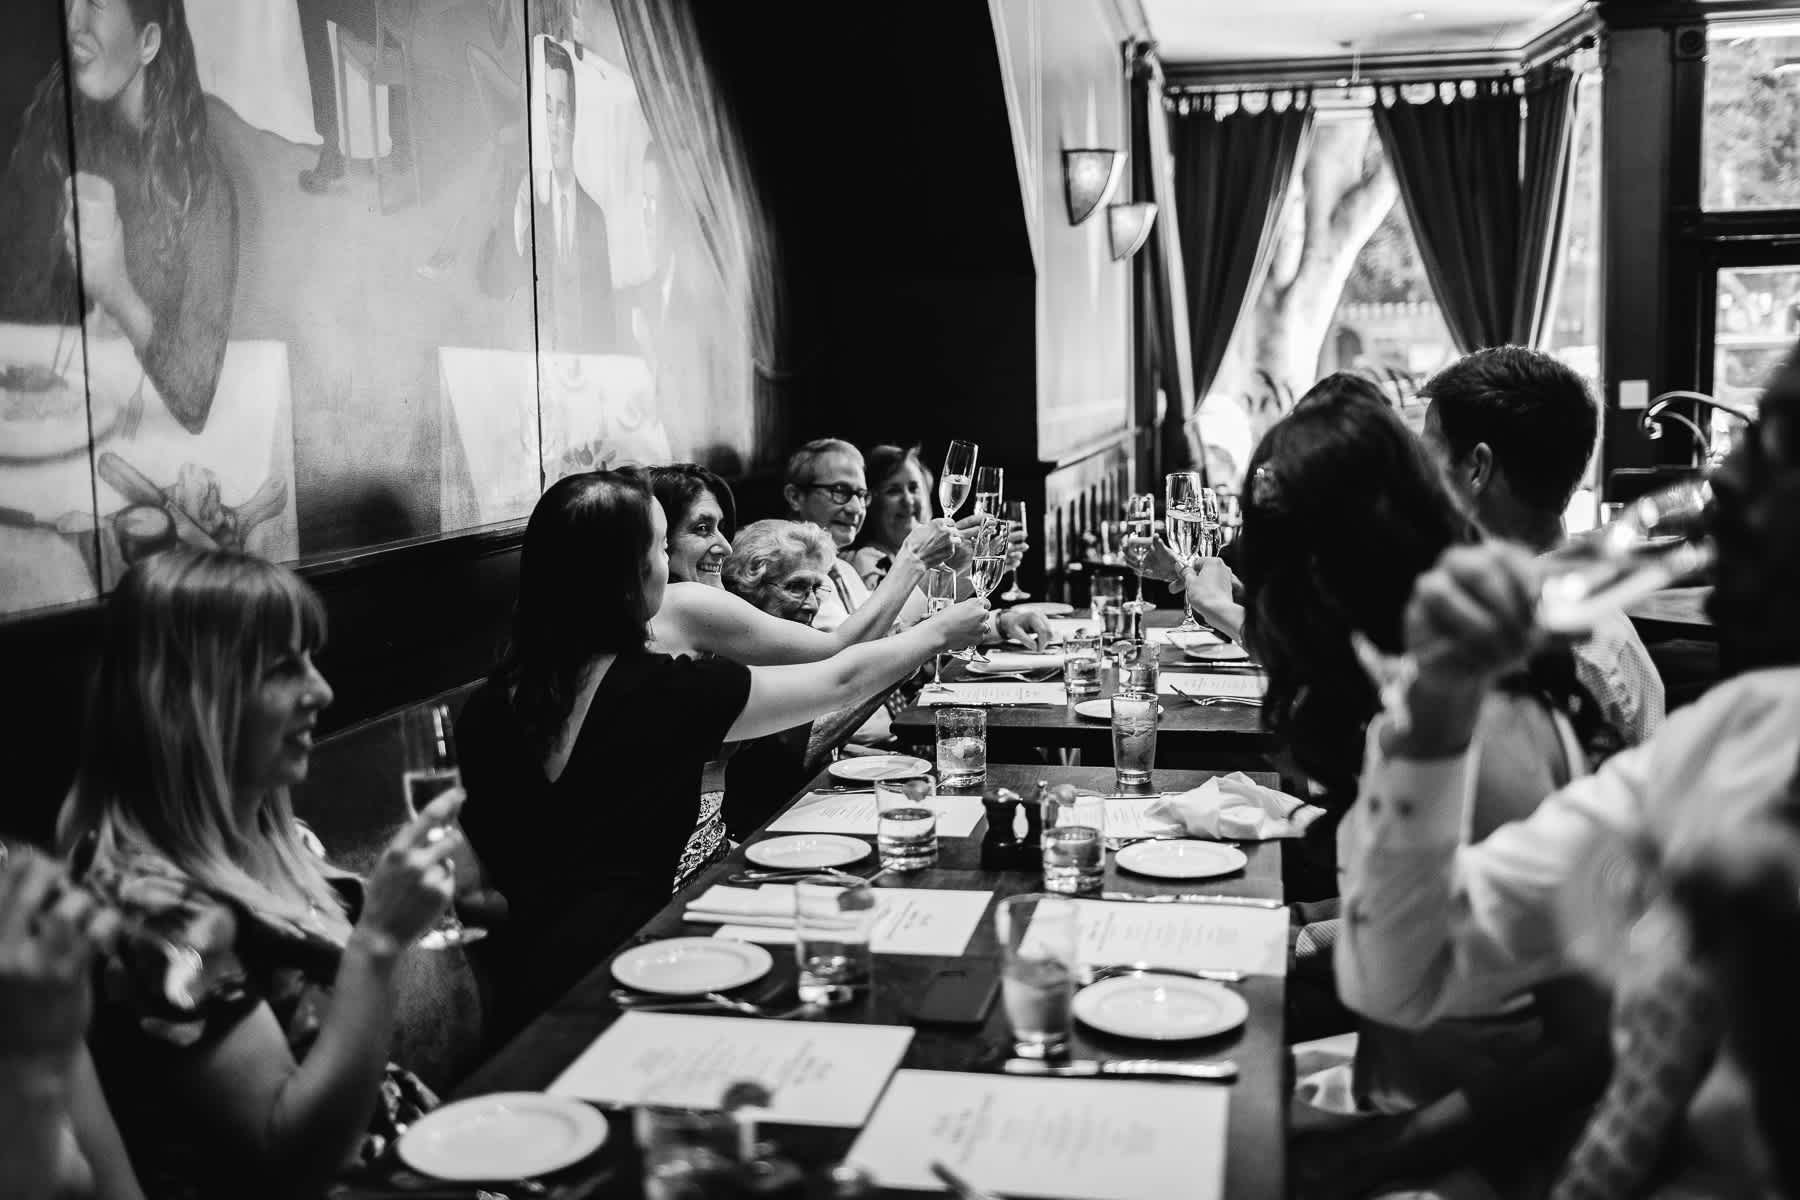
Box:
(1062, 632, 1103, 698)
(934, 705, 987, 786)
(874, 778, 938, 872)
(1111, 690, 1159, 787)
(995, 893, 1078, 1059)
(794, 875, 875, 1006)
(1041, 790, 1106, 896)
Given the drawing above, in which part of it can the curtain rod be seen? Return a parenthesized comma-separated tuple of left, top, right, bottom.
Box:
(1164, 37, 1595, 98)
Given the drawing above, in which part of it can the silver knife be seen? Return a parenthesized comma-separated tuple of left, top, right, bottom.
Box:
(1100, 891, 1285, 909)
(1004, 1058, 1238, 1082)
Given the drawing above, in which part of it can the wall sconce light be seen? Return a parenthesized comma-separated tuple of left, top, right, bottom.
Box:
(1108, 202, 1157, 260)
(1063, 149, 1123, 225)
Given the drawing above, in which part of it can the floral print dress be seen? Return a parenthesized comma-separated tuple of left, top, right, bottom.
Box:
(72, 834, 436, 1200)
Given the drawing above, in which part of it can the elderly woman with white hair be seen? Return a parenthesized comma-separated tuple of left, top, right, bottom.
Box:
(723, 520, 838, 629)
(719, 520, 904, 835)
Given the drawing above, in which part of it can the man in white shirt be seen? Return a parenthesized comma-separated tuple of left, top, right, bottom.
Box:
(1336, 347, 1800, 1197)
(1417, 346, 1664, 745)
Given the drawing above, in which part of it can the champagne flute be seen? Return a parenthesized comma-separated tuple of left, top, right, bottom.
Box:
(398, 703, 486, 949)
(922, 566, 958, 694)
(939, 440, 978, 517)
(1165, 473, 1208, 631)
(1123, 493, 1156, 614)
(973, 466, 1004, 519)
(963, 517, 1007, 663)
(1354, 477, 1716, 731)
(999, 500, 1031, 601)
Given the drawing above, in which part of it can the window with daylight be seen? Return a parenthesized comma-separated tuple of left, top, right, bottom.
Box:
(1702, 21, 1800, 211)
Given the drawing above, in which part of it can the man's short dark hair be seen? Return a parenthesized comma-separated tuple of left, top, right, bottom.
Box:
(1424, 346, 1597, 513)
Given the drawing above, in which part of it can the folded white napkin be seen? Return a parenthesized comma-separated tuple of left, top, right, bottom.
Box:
(1143, 772, 1325, 841)
(683, 884, 796, 929)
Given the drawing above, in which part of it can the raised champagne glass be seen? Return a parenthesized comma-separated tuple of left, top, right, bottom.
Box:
(1123, 493, 1156, 614)
(972, 466, 1004, 520)
(1164, 472, 1207, 631)
(922, 566, 957, 694)
(939, 440, 978, 517)
(398, 703, 486, 949)
(999, 500, 1031, 601)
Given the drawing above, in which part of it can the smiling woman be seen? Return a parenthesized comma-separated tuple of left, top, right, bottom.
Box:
(649, 463, 737, 586)
(57, 547, 461, 1200)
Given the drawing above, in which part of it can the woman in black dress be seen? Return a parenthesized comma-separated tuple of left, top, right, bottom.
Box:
(457, 469, 986, 1031)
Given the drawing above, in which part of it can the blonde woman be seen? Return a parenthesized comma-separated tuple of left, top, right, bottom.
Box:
(61, 549, 459, 1200)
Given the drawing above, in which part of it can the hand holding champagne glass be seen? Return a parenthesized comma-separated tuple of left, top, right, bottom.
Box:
(395, 703, 485, 949)
(1357, 478, 1716, 736)
(1164, 473, 1208, 631)
(939, 440, 979, 517)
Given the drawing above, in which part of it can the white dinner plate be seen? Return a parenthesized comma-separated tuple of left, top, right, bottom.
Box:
(397, 1092, 609, 1180)
(966, 650, 1064, 675)
(1008, 601, 1075, 617)
(1183, 643, 1251, 662)
(1114, 839, 1249, 880)
(828, 754, 932, 782)
(611, 936, 773, 995)
(1073, 974, 1249, 1041)
(744, 834, 871, 869)
(1073, 698, 1164, 720)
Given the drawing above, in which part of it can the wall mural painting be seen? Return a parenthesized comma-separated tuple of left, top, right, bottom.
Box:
(0, 0, 756, 620)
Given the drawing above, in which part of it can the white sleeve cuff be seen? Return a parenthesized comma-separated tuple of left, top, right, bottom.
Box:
(1359, 716, 1474, 848)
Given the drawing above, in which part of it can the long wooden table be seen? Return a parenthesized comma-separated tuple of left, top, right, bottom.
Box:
(457, 763, 1289, 1198)
(892, 610, 1272, 762)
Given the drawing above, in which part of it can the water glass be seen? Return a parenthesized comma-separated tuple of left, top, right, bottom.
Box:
(934, 706, 987, 786)
(1062, 632, 1103, 698)
(794, 875, 875, 1006)
(1111, 691, 1159, 787)
(995, 894, 1078, 1060)
(874, 778, 938, 872)
(1090, 574, 1124, 636)
(1041, 790, 1105, 896)
(1117, 646, 1159, 695)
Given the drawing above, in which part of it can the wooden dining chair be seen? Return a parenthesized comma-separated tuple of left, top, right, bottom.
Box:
(333, 0, 423, 213)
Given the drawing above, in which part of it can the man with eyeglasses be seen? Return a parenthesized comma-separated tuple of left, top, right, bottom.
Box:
(782, 438, 1049, 647)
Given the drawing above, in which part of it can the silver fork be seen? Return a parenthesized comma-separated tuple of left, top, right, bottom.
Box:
(1186, 695, 1262, 707)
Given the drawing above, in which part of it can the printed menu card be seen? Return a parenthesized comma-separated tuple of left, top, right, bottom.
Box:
(699, 886, 993, 956)
(848, 1071, 1226, 1200)
(1041, 899, 1289, 977)
(767, 791, 985, 836)
(549, 1013, 913, 1126)
(917, 682, 1068, 706)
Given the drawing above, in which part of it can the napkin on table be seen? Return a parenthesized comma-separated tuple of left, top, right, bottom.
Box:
(683, 884, 796, 928)
(1143, 772, 1324, 841)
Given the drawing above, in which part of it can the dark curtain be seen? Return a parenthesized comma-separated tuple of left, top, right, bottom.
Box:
(1170, 93, 1313, 433)
(1131, 52, 1195, 478)
(1374, 80, 1523, 353)
(1513, 67, 1579, 347)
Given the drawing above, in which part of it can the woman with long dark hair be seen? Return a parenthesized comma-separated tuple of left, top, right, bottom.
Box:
(456, 470, 986, 1031)
(0, 0, 236, 432)
(643, 463, 958, 884)
(1235, 379, 1613, 1197)
(61, 549, 459, 1199)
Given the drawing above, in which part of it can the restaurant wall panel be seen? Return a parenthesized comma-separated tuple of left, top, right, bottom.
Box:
(0, 0, 760, 625)
(998, 0, 1135, 464)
